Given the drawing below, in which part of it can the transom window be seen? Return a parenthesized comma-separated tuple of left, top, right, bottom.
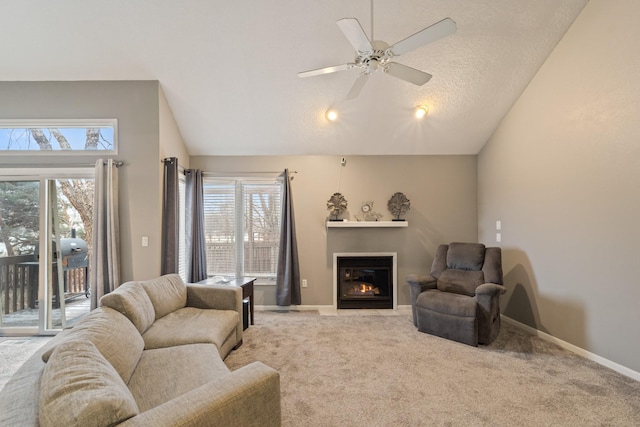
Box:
(0, 119, 117, 154)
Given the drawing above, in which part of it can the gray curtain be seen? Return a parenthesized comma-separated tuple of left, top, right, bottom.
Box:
(185, 169, 207, 283)
(90, 159, 121, 310)
(161, 157, 179, 275)
(276, 169, 301, 305)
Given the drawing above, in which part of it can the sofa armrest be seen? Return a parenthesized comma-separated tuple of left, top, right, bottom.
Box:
(119, 362, 281, 427)
(186, 283, 242, 313)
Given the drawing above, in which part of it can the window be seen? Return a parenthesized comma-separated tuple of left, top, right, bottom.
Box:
(177, 175, 187, 282)
(203, 178, 282, 282)
(0, 119, 117, 154)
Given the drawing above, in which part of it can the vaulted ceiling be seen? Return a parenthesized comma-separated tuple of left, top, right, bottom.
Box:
(1, 0, 588, 155)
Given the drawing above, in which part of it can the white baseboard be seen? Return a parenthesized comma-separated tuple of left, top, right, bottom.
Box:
(502, 315, 640, 382)
(256, 305, 333, 312)
(256, 304, 412, 312)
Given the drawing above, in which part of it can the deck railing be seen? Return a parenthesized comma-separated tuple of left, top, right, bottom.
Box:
(0, 255, 88, 316)
(0, 255, 38, 315)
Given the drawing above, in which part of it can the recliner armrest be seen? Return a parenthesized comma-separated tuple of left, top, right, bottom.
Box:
(406, 274, 437, 291)
(475, 283, 506, 296)
(407, 275, 437, 327)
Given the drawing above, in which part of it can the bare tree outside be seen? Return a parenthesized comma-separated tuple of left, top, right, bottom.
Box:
(0, 126, 114, 252)
(48, 130, 96, 259)
(0, 126, 111, 322)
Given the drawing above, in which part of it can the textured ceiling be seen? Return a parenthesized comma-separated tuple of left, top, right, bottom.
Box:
(0, 0, 588, 156)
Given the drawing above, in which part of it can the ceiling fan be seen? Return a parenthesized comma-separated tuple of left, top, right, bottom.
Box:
(298, 6, 456, 100)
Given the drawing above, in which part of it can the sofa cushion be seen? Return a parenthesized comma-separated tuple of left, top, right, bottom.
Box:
(437, 269, 485, 297)
(446, 242, 486, 271)
(141, 274, 187, 320)
(142, 307, 239, 352)
(128, 343, 229, 412)
(100, 281, 156, 333)
(41, 307, 144, 384)
(39, 340, 139, 427)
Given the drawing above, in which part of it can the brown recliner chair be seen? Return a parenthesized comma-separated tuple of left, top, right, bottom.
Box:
(407, 242, 505, 346)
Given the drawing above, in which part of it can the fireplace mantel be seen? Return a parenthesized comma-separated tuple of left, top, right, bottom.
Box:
(326, 221, 408, 228)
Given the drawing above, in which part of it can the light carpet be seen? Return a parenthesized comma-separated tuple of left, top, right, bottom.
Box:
(225, 310, 640, 426)
(0, 337, 50, 391)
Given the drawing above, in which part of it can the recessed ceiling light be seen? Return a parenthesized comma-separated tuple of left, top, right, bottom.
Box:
(325, 109, 338, 121)
(415, 106, 428, 119)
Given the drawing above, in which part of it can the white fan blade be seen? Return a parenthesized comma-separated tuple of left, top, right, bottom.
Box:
(336, 18, 373, 53)
(385, 63, 432, 86)
(346, 74, 369, 99)
(298, 63, 352, 78)
(390, 18, 456, 56)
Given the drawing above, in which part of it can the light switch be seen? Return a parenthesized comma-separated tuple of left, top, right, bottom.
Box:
(496, 220, 501, 230)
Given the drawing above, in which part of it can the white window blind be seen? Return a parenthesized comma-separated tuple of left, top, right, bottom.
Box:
(203, 181, 237, 276)
(177, 176, 187, 282)
(202, 178, 281, 280)
(243, 183, 281, 277)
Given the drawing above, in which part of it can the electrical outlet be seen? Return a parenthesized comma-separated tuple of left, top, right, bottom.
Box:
(302, 279, 308, 288)
(141, 236, 149, 247)
(496, 233, 502, 243)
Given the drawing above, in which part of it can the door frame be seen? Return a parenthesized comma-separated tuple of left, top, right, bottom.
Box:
(0, 167, 93, 336)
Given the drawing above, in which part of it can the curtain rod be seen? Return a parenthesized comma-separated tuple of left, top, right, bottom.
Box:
(202, 170, 298, 174)
(161, 158, 294, 175)
(0, 160, 123, 168)
(199, 170, 297, 177)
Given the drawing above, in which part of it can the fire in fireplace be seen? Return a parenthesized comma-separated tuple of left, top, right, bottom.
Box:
(347, 283, 379, 296)
(336, 255, 393, 309)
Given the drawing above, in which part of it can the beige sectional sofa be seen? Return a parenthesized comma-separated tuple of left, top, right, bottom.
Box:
(0, 274, 281, 427)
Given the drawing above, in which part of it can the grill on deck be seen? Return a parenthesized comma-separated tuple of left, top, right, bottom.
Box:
(4, 237, 90, 315)
(51, 237, 89, 301)
(53, 238, 89, 271)
(31, 237, 90, 305)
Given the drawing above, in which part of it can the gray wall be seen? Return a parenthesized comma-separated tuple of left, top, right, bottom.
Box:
(478, 0, 640, 373)
(190, 155, 478, 306)
(0, 80, 187, 282)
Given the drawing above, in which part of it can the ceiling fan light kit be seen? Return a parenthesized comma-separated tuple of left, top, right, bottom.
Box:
(299, 6, 456, 102)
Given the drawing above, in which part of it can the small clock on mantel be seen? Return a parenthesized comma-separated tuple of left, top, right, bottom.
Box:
(360, 201, 382, 221)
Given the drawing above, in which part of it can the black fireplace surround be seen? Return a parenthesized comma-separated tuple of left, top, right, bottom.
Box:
(337, 256, 393, 309)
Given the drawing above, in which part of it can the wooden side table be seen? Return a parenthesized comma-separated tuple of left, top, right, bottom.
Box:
(198, 277, 255, 328)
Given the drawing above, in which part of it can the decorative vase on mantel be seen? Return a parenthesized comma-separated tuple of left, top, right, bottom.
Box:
(387, 192, 410, 221)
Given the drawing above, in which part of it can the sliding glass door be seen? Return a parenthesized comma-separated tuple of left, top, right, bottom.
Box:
(0, 180, 40, 331)
(0, 172, 93, 335)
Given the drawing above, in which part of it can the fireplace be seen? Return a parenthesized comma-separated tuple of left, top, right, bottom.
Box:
(334, 253, 396, 309)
